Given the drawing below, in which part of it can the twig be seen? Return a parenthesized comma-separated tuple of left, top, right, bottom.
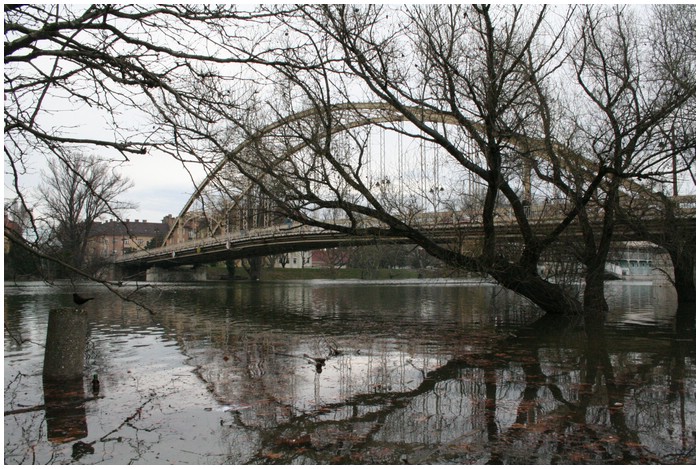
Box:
(4, 396, 102, 416)
(4, 321, 29, 347)
(96, 396, 156, 443)
(4, 227, 156, 314)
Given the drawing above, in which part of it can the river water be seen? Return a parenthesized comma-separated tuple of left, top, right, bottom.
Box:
(3, 278, 695, 464)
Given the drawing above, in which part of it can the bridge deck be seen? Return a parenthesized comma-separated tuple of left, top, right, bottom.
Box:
(116, 208, 695, 268)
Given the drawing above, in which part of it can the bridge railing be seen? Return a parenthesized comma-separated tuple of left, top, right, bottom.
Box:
(115, 209, 536, 264)
(117, 223, 327, 263)
(117, 198, 695, 264)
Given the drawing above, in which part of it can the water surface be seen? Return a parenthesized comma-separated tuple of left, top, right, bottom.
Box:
(4, 279, 695, 464)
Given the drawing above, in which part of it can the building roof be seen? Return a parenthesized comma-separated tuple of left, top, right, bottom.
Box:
(88, 219, 169, 238)
(4, 214, 22, 235)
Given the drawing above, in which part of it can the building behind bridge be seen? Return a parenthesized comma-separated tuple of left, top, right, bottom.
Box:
(86, 218, 170, 260)
(4, 213, 22, 255)
(609, 241, 671, 278)
(85, 214, 318, 269)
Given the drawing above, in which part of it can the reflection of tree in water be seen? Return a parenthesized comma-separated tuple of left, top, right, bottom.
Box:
(96, 295, 693, 464)
(109, 285, 692, 464)
(239, 313, 694, 464)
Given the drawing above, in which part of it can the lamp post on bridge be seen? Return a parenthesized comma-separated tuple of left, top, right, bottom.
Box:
(429, 185, 444, 216)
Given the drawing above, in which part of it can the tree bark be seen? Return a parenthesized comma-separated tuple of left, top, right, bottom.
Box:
(668, 239, 696, 304)
(490, 261, 584, 316)
(583, 265, 609, 313)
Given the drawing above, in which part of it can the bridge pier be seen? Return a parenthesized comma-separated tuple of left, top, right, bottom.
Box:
(146, 265, 208, 282)
(244, 256, 263, 281)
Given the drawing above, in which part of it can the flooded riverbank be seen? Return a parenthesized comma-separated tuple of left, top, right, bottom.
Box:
(4, 279, 695, 464)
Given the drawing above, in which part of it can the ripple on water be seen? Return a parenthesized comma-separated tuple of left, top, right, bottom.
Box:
(3, 280, 693, 465)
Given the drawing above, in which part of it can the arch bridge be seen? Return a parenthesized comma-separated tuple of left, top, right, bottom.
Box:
(115, 102, 694, 276)
(116, 203, 694, 270)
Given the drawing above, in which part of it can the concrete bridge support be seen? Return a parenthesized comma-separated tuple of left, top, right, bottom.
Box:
(43, 307, 89, 442)
(146, 265, 208, 282)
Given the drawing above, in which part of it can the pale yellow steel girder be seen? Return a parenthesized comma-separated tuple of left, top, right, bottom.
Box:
(163, 101, 677, 246)
(164, 102, 411, 245)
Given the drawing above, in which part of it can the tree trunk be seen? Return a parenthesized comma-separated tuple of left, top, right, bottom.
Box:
(583, 264, 609, 313)
(491, 263, 584, 316)
(225, 259, 236, 280)
(246, 256, 263, 281)
(668, 241, 696, 304)
(663, 205, 696, 304)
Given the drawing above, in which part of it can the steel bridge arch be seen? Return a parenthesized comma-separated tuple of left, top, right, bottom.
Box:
(164, 102, 470, 245)
(163, 101, 663, 246)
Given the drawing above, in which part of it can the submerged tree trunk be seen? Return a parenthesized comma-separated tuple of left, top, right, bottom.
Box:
(662, 200, 696, 305)
(668, 241, 696, 304)
(583, 265, 609, 313)
(618, 195, 696, 306)
(490, 263, 584, 316)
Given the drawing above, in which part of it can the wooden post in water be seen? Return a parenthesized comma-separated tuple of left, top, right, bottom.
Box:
(43, 307, 89, 443)
(43, 307, 87, 381)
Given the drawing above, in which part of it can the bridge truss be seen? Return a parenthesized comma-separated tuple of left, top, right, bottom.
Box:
(161, 101, 693, 256)
(164, 102, 484, 246)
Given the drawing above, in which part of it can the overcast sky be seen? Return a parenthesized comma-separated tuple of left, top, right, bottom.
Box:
(4, 4, 694, 228)
(118, 153, 204, 223)
(3, 84, 208, 225)
(4, 145, 205, 226)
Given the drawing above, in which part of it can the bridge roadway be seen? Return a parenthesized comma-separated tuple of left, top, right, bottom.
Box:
(117, 222, 433, 268)
(115, 211, 695, 269)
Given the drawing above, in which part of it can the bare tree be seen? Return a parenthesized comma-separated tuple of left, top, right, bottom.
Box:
(186, 4, 692, 316)
(209, 5, 592, 315)
(316, 247, 350, 276)
(568, 5, 695, 310)
(4, 4, 282, 277)
(38, 153, 135, 273)
(5, 5, 693, 313)
(613, 4, 696, 304)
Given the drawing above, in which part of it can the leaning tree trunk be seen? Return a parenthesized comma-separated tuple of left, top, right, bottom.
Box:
(491, 263, 585, 316)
